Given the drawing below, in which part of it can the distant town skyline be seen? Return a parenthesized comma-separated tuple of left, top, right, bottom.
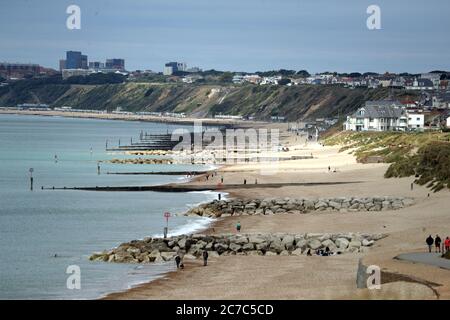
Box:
(1, 0, 450, 73)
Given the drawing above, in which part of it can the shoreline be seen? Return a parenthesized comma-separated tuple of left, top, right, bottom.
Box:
(101, 215, 228, 300)
(98, 189, 227, 300)
(98, 137, 450, 299)
(0, 109, 266, 127)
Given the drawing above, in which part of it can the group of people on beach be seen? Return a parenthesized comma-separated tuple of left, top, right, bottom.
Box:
(426, 234, 450, 254)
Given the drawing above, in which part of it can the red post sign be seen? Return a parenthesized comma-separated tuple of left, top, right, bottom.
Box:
(164, 212, 171, 225)
(163, 212, 171, 239)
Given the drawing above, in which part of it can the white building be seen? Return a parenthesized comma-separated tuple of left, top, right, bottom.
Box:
(232, 74, 244, 84)
(405, 78, 434, 90)
(344, 101, 407, 132)
(407, 113, 425, 131)
(432, 93, 450, 109)
(344, 101, 425, 132)
(260, 76, 281, 85)
(243, 74, 262, 84)
(62, 68, 93, 79)
(421, 73, 442, 89)
(163, 65, 174, 76)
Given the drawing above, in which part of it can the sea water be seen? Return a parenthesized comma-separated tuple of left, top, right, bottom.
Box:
(0, 114, 218, 299)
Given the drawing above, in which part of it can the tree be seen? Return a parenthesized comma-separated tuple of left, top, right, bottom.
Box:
(66, 73, 126, 85)
(348, 72, 362, 78)
(278, 78, 291, 86)
(363, 72, 379, 77)
(219, 72, 233, 83)
(296, 70, 310, 77)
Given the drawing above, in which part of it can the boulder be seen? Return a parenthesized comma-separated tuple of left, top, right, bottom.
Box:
(247, 250, 263, 256)
(308, 239, 323, 250)
(321, 239, 337, 252)
(269, 240, 284, 253)
(362, 239, 374, 247)
(231, 236, 248, 245)
(249, 235, 266, 244)
(291, 248, 303, 256)
(303, 200, 315, 210)
(229, 243, 242, 252)
(126, 247, 141, 255)
(281, 235, 295, 251)
(335, 238, 349, 250)
(160, 252, 177, 261)
(214, 243, 229, 254)
(178, 237, 191, 250)
(328, 201, 341, 210)
(295, 239, 308, 250)
(255, 242, 269, 251)
(348, 240, 362, 249)
(402, 198, 415, 207)
(114, 251, 135, 263)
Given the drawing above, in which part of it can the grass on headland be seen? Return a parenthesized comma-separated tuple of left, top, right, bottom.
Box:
(324, 131, 450, 192)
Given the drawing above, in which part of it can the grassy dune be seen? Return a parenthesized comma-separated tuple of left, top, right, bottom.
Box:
(324, 131, 450, 191)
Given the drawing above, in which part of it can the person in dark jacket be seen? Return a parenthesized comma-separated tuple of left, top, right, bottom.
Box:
(426, 235, 434, 253)
(175, 255, 181, 269)
(202, 250, 209, 266)
(435, 235, 442, 253)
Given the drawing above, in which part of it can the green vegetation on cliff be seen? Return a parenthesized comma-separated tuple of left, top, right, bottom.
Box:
(324, 131, 450, 191)
(0, 78, 417, 121)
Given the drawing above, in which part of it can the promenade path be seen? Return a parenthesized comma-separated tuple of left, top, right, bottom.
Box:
(395, 252, 450, 270)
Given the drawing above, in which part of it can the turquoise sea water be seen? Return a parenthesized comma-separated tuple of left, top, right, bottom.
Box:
(0, 114, 218, 299)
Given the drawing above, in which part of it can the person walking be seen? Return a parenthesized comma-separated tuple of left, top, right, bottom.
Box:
(435, 235, 442, 253)
(175, 255, 181, 269)
(444, 237, 450, 253)
(426, 235, 434, 253)
(221, 176, 224, 183)
(236, 221, 241, 233)
(202, 250, 209, 266)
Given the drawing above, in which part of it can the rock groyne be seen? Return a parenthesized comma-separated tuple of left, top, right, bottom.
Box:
(184, 197, 415, 217)
(90, 232, 387, 264)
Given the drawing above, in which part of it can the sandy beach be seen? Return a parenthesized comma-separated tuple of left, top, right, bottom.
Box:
(0, 108, 263, 127)
(102, 125, 450, 300)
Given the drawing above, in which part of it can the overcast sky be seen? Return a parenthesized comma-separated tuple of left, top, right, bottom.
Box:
(1, 0, 449, 73)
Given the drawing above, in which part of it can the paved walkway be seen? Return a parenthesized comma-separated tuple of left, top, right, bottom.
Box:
(395, 252, 450, 270)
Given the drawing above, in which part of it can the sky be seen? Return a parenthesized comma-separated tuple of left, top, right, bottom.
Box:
(0, 0, 449, 73)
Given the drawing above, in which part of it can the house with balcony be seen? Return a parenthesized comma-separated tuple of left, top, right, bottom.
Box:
(344, 101, 408, 132)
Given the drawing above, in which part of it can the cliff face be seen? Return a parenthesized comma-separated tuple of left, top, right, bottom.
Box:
(0, 81, 416, 121)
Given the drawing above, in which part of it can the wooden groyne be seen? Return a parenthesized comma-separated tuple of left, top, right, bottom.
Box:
(40, 181, 362, 192)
